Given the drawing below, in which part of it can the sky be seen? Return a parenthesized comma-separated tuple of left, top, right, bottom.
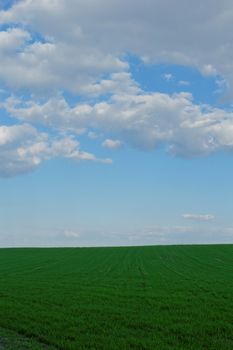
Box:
(0, 0, 233, 247)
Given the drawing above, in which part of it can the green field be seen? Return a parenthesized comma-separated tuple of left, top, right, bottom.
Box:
(0, 245, 232, 349)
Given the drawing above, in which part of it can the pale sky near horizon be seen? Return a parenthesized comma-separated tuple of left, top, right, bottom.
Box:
(0, 0, 233, 246)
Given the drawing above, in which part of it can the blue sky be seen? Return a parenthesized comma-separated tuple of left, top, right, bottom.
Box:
(0, 0, 233, 246)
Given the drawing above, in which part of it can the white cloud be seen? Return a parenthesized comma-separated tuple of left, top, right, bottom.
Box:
(1, 0, 233, 97)
(2, 0, 233, 95)
(81, 72, 140, 97)
(3, 95, 88, 134)
(64, 229, 80, 238)
(0, 27, 30, 52)
(0, 24, 127, 94)
(182, 214, 215, 221)
(102, 139, 122, 149)
(0, 123, 111, 177)
(1, 1, 233, 176)
(4, 88, 233, 158)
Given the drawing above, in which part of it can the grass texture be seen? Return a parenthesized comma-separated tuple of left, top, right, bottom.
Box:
(0, 244, 232, 349)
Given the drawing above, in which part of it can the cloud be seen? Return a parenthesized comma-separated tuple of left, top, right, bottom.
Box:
(102, 139, 122, 149)
(0, 123, 111, 177)
(182, 213, 215, 221)
(64, 229, 80, 238)
(0, 17, 128, 94)
(2, 0, 233, 95)
(61, 224, 233, 246)
(1, 1, 233, 176)
(0, 123, 46, 176)
(1, 222, 233, 247)
(5, 88, 233, 157)
(0, 27, 30, 52)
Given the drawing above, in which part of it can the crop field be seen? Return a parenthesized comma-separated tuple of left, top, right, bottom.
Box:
(0, 245, 232, 349)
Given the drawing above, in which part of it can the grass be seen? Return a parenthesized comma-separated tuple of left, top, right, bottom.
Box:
(0, 244, 232, 349)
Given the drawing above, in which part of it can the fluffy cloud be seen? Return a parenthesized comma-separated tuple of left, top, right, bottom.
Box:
(0, 10, 127, 94)
(0, 123, 111, 177)
(5, 87, 233, 157)
(0, 27, 30, 51)
(1, 0, 233, 93)
(182, 214, 215, 221)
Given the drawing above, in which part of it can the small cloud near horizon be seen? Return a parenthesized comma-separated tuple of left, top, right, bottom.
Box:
(182, 213, 215, 222)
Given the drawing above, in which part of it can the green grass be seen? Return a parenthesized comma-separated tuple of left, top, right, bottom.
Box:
(0, 245, 232, 349)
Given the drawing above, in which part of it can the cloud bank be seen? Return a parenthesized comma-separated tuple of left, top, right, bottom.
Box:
(1, 224, 233, 247)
